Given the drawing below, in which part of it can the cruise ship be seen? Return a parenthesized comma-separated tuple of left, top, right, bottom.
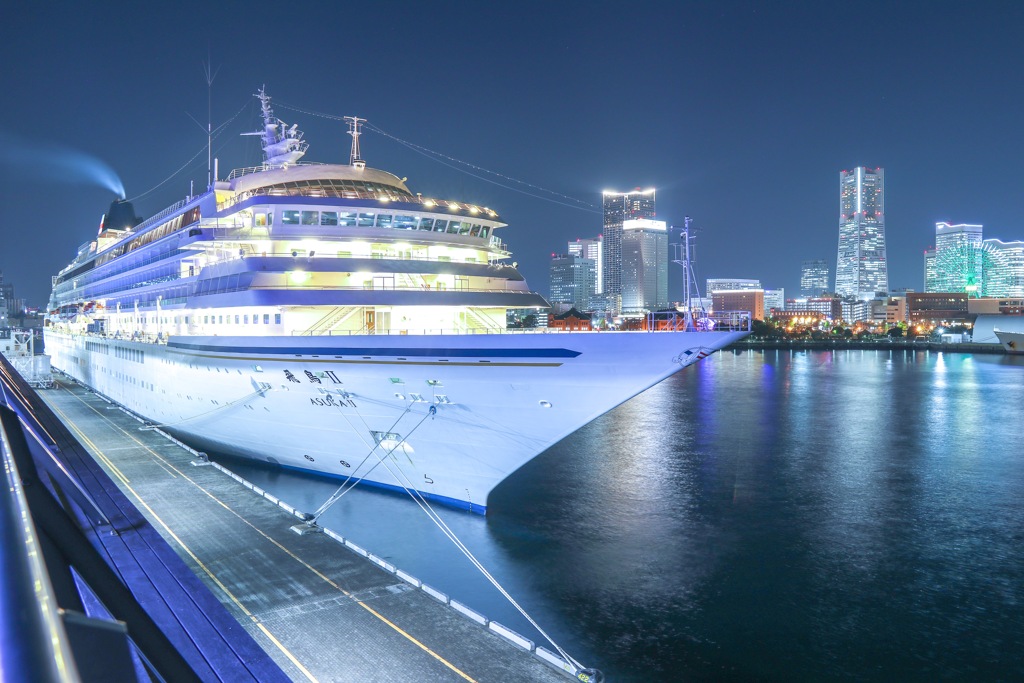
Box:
(45, 89, 750, 513)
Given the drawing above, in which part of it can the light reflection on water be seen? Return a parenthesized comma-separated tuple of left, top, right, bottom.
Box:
(219, 350, 1024, 682)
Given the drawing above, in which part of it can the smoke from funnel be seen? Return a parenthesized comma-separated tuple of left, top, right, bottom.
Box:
(0, 132, 126, 198)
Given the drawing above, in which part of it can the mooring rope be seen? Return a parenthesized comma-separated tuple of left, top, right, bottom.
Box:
(315, 398, 585, 673)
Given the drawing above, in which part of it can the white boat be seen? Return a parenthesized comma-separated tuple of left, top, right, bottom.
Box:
(45, 89, 750, 512)
(995, 329, 1024, 354)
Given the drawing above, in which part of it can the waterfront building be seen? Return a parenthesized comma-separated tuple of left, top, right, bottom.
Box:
(568, 236, 603, 296)
(620, 219, 668, 314)
(934, 222, 983, 295)
(764, 288, 785, 317)
(835, 167, 888, 299)
(799, 260, 829, 298)
(602, 189, 655, 306)
(786, 296, 842, 321)
(549, 253, 596, 313)
(712, 290, 764, 321)
(886, 297, 908, 325)
(706, 278, 761, 295)
(967, 297, 1024, 315)
(774, 309, 828, 327)
(982, 238, 1024, 297)
(547, 308, 592, 331)
(906, 293, 970, 325)
(841, 299, 873, 323)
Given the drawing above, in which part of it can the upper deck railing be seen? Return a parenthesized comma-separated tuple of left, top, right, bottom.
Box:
(226, 161, 329, 180)
(217, 168, 501, 220)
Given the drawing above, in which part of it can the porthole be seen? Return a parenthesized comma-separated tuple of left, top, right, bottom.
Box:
(339, 460, 351, 468)
(539, 400, 552, 408)
(304, 454, 315, 461)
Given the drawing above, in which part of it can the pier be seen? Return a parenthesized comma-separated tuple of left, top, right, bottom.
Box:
(1, 356, 582, 682)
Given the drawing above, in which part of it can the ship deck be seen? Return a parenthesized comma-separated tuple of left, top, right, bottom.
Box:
(38, 376, 575, 682)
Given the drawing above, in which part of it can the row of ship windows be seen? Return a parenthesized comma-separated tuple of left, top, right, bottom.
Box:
(268, 210, 492, 238)
(201, 313, 283, 326)
(126, 313, 283, 326)
(83, 342, 146, 364)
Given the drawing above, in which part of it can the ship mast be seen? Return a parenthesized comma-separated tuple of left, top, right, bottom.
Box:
(243, 86, 308, 168)
(673, 216, 705, 330)
(344, 115, 366, 168)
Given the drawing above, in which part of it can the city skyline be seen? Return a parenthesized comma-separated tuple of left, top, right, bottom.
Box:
(3, 3, 1024, 307)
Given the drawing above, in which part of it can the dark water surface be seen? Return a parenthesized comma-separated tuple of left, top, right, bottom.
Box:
(219, 350, 1024, 681)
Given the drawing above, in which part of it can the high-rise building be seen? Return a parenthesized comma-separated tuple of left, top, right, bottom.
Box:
(549, 253, 596, 312)
(763, 288, 785, 317)
(923, 247, 937, 292)
(620, 218, 668, 314)
(983, 238, 1024, 297)
(800, 260, 829, 297)
(602, 189, 655, 303)
(934, 222, 983, 295)
(835, 167, 887, 299)
(941, 223, 984, 293)
(568, 236, 603, 296)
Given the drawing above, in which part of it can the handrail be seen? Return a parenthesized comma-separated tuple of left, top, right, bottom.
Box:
(216, 179, 500, 219)
(0, 407, 81, 683)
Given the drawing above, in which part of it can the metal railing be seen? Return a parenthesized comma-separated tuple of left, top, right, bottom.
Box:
(0, 407, 81, 683)
(645, 310, 753, 333)
(0, 356, 205, 682)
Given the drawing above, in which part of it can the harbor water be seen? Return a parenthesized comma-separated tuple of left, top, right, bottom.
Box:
(218, 349, 1024, 681)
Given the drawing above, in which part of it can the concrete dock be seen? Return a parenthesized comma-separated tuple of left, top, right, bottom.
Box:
(39, 376, 577, 682)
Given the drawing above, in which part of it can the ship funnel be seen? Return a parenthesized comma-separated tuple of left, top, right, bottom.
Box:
(100, 198, 143, 234)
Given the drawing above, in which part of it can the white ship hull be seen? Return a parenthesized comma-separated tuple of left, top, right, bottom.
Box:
(995, 329, 1024, 354)
(45, 328, 744, 512)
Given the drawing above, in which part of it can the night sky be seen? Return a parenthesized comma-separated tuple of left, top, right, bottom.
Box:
(3, 2, 1023, 307)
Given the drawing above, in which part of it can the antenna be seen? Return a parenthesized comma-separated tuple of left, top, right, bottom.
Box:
(202, 58, 220, 190)
(345, 116, 366, 166)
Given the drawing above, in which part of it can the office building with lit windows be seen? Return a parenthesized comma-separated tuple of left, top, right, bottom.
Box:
(933, 222, 983, 295)
(568, 236, 603, 297)
(549, 253, 596, 312)
(706, 278, 761, 295)
(764, 288, 785, 317)
(620, 219, 668, 314)
(712, 290, 765, 321)
(983, 238, 1024, 297)
(835, 167, 887, 299)
(800, 259, 829, 297)
(924, 247, 937, 292)
(602, 189, 655, 304)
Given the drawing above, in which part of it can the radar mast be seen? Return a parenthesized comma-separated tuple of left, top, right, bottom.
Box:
(244, 86, 308, 168)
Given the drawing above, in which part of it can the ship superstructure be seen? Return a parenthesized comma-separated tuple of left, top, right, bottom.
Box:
(46, 89, 750, 512)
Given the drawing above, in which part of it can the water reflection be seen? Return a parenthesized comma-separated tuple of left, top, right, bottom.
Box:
(221, 350, 1024, 682)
